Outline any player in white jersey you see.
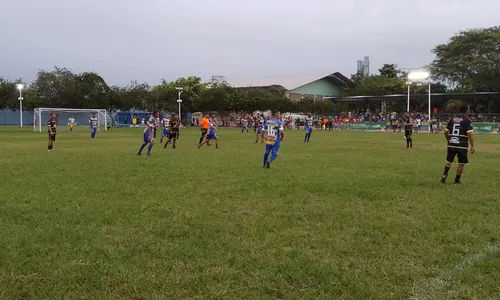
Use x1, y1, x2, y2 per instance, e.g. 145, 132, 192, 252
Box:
160, 115, 170, 144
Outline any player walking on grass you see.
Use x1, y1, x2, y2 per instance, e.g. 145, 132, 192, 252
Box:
404, 113, 414, 149
441, 104, 475, 185
304, 119, 312, 142
164, 115, 179, 149
254, 119, 264, 143
137, 111, 157, 156
160, 114, 170, 144
89, 113, 98, 140
68, 116, 76, 132
198, 117, 219, 149
241, 116, 249, 134
261, 111, 284, 169
48, 113, 57, 151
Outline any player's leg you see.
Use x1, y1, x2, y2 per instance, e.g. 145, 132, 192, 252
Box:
441, 149, 456, 183
408, 131, 412, 147
138, 141, 148, 155
307, 131, 311, 142
269, 143, 280, 164
48, 135, 53, 151
263, 144, 272, 168
147, 138, 154, 155
215, 136, 219, 148
198, 136, 208, 148
454, 150, 469, 184
304, 132, 308, 143
199, 129, 205, 145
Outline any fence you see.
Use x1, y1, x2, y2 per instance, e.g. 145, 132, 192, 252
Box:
0, 110, 33, 126
339, 121, 499, 133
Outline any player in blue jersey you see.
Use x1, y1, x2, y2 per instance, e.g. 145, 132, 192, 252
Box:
160, 114, 170, 144
137, 111, 157, 156
198, 116, 219, 149
304, 118, 312, 142
261, 111, 284, 168
254, 119, 264, 143
89, 113, 98, 140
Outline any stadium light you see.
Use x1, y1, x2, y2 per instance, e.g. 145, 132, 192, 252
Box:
16, 83, 25, 127
405, 81, 412, 112
175, 87, 183, 123
407, 69, 431, 131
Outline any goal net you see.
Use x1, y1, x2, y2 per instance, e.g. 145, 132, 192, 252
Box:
33, 108, 110, 132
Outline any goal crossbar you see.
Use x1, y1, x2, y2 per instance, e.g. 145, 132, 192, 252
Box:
33, 107, 108, 132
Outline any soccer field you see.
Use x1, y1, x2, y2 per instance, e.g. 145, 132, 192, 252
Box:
1, 127, 500, 299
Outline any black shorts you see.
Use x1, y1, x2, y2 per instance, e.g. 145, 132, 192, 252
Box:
168, 132, 178, 139
446, 148, 469, 164
201, 128, 208, 136
404, 129, 412, 138
48, 134, 56, 141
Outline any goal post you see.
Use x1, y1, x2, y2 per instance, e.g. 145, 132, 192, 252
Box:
33, 108, 109, 132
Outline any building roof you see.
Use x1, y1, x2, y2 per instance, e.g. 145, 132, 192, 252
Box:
229, 72, 354, 91
325, 92, 500, 103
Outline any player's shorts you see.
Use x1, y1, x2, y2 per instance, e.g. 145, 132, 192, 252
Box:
242, 126, 248, 130
306, 129, 312, 135
143, 133, 151, 143
69, 124, 75, 128
446, 147, 469, 164
257, 128, 262, 134
162, 129, 169, 137
201, 128, 208, 136
404, 129, 412, 138
91, 128, 97, 133
265, 142, 280, 155
168, 131, 178, 139
48, 133, 56, 141
432, 125, 438, 130
206, 133, 217, 140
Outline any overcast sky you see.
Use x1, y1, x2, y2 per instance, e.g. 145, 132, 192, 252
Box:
1, 0, 498, 86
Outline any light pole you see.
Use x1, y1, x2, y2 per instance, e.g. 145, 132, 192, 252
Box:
408, 69, 431, 132
175, 87, 183, 124
16, 83, 25, 127
405, 81, 411, 112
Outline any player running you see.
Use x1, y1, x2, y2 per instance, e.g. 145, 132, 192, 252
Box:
304, 118, 312, 142
241, 116, 249, 134
404, 113, 414, 149
68, 116, 76, 132
261, 111, 284, 169
89, 113, 98, 140
441, 104, 475, 185
137, 111, 157, 156
160, 114, 170, 144
254, 119, 264, 143
164, 115, 179, 149
48, 113, 57, 151
198, 117, 219, 149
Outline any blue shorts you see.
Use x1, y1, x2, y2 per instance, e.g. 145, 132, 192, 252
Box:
306, 129, 312, 134
91, 128, 97, 134
242, 126, 248, 130
265, 142, 280, 155
206, 133, 217, 140
143, 133, 152, 143
257, 128, 262, 134
162, 129, 169, 137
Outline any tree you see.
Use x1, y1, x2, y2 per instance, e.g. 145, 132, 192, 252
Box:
378, 64, 400, 79
431, 26, 500, 92
0, 78, 17, 110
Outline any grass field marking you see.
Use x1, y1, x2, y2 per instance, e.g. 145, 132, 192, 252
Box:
409, 238, 500, 300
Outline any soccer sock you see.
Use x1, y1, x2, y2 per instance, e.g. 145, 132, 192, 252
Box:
263, 152, 269, 166
455, 175, 461, 183
172, 139, 176, 147
443, 166, 450, 176
270, 152, 278, 163
307, 134, 310, 142
304, 134, 307, 142
199, 136, 204, 144
147, 143, 153, 154
406, 139, 410, 147
138, 143, 146, 154
164, 140, 169, 148
409, 138, 412, 147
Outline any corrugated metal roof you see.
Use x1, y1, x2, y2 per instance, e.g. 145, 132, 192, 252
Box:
229, 73, 333, 91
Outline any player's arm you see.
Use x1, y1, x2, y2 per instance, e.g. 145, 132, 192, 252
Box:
260, 126, 266, 142
444, 120, 452, 141
279, 125, 285, 141
48, 122, 53, 135
467, 122, 475, 153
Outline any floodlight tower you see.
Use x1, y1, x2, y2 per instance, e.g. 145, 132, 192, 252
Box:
407, 69, 431, 131
16, 83, 25, 127
175, 87, 183, 123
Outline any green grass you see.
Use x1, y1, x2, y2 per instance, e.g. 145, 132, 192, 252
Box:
1, 127, 500, 300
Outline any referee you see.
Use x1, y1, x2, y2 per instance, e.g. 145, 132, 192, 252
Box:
199, 114, 210, 146
47, 112, 57, 151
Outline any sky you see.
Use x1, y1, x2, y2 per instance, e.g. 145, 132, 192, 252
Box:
1, 0, 499, 86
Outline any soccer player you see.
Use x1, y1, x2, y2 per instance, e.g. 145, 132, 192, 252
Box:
241, 116, 249, 134
431, 116, 439, 133
89, 113, 98, 140
198, 117, 219, 149
160, 114, 170, 144
404, 113, 414, 149
199, 114, 210, 146
441, 104, 475, 185
304, 118, 312, 142
137, 112, 157, 156
254, 119, 264, 143
48, 112, 57, 151
153, 115, 160, 138
164, 115, 179, 149
261, 111, 284, 168
68, 116, 76, 132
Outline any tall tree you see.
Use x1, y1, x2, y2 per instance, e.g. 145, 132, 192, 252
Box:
378, 64, 400, 79
431, 26, 500, 92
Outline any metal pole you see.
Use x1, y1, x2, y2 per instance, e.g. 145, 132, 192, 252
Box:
428, 82, 431, 132
19, 90, 23, 127
407, 83, 410, 112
